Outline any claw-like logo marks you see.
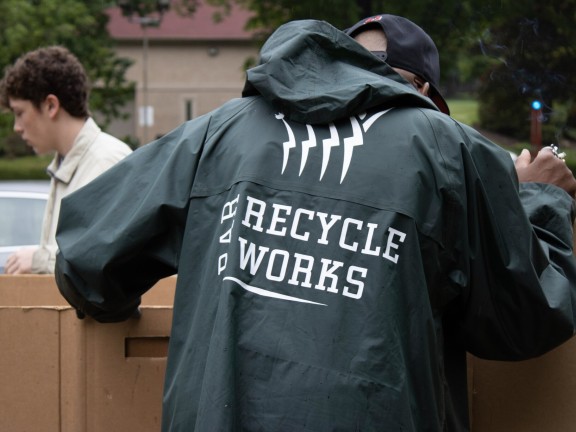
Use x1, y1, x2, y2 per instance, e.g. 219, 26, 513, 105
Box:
276, 110, 391, 183
215, 109, 407, 307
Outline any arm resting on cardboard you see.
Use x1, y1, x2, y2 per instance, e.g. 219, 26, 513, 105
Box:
55, 253, 141, 322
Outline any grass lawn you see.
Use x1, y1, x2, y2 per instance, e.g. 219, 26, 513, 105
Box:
447, 99, 479, 126
447, 98, 576, 172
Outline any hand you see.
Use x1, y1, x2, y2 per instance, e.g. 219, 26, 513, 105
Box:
4, 247, 37, 274
515, 148, 576, 197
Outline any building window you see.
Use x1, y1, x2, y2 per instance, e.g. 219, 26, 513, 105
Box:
185, 99, 194, 121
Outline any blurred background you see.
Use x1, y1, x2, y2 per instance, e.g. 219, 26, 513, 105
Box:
0, 0, 574, 178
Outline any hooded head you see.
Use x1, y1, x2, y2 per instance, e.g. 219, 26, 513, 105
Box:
345, 14, 450, 115
243, 20, 439, 124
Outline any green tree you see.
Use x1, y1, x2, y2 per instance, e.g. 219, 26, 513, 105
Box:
201, 0, 372, 33
0, 0, 134, 156
474, 0, 576, 142
197, 0, 575, 142
196, 0, 483, 94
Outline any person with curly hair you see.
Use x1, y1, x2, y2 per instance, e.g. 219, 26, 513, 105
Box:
0, 46, 132, 274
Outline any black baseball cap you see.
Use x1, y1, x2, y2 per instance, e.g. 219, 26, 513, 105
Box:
345, 14, 450, 115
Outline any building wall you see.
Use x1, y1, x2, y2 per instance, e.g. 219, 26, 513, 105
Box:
106, 40, 259, 145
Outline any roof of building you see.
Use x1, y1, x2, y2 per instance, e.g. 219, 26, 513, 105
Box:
107, 1, 255, 41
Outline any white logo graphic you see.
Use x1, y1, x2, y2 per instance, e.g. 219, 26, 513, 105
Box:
217, 193, 407, 307
301, 124, 316, 176
224, 276, 327, 306
277, 110, 391, 183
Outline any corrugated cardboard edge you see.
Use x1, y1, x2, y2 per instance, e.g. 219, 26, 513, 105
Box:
0, 275, 176, 306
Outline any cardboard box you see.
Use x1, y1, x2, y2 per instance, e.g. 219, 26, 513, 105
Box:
6, 275, 576, 431
0, 274, 176, 307
0, 275, 175, 432
469, 338, 576, 432
0, 307, 63, 432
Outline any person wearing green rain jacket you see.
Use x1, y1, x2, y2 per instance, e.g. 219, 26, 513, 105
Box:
55, 14, 576, 432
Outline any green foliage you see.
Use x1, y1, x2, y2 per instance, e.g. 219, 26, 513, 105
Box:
0, 155, 51, 180
199, 0, 487, 88
1, 133, 33, 159
470, 0, 576, 141
117, 0, 205, 18
477, 66, 532, 138
449, 97, 576, 176
198, 0, 576, 144
0, 0, 134, 155
1, 0, 574, 166
204, 0, 374, 35
117, 0, 170, 17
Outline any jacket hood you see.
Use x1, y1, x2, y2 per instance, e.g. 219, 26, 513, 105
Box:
242, 19, 438, 124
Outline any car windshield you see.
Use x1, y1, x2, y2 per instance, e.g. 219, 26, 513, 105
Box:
0, 196, 46, 247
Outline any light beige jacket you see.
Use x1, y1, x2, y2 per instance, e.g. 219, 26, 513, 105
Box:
31, 118, 132, 273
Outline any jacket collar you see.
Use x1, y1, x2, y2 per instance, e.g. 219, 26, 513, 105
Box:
46, 117, 100, 184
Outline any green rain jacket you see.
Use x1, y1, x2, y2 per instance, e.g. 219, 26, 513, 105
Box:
55, 20, 576, 432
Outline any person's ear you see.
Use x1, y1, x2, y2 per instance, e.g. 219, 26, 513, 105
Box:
43, 94, 60, 118
419, 82, 430, 97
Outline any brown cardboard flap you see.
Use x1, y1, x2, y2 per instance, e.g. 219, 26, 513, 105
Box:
470, 336, 576, 432
0, 308, 61, 432
84, 307, 171, 431
0, 276, 174, 432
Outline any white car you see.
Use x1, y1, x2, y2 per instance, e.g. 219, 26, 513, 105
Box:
0, 180, 49, 273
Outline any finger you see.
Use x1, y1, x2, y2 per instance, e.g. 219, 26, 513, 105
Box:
515, 149, 532, 168
5, 261, 16, 275
537, 146, 557, 160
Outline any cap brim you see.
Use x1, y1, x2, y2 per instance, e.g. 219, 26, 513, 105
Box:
430, 88, 450, 115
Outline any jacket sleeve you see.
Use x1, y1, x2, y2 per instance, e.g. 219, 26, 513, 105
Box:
55, 117, 210, 322
450, 123, 576, 360
31, 244, 58, 274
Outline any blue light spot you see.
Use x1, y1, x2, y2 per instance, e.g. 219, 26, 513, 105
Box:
531, 100, 542, 110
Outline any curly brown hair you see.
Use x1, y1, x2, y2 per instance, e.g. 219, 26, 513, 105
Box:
0, 46, 90, 118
